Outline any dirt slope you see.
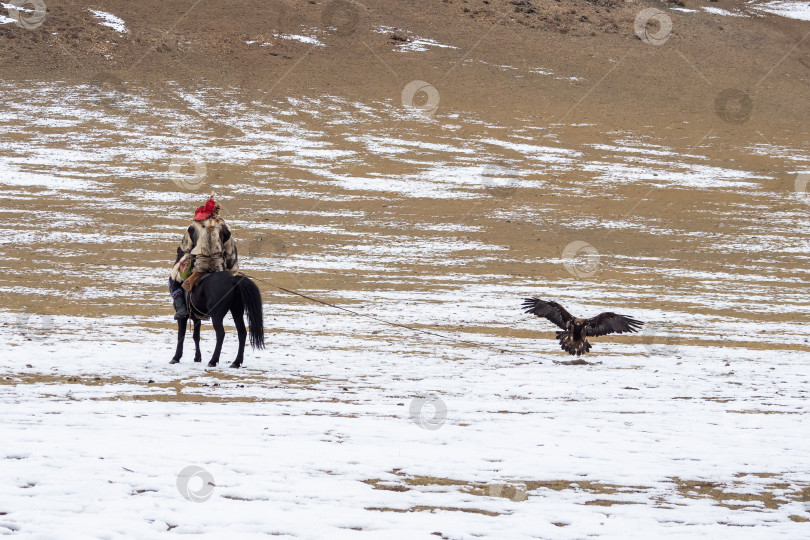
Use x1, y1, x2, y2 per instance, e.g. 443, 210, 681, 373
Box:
1, 0, 809, 131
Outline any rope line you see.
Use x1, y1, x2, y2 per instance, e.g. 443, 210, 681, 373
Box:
238, 272, 515, 352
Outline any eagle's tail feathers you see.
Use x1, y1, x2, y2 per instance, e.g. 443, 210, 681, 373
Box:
556, 331, 592, 356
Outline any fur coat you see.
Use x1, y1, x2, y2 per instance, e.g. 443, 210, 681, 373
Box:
171, 217, 238, 281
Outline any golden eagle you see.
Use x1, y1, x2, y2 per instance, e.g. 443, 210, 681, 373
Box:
522, 298, 643, 356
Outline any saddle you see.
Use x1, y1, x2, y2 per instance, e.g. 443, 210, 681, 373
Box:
181, 271, 203, 292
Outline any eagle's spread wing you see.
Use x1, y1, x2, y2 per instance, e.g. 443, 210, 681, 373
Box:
584, 313, 643, 337
522, 298, 574, 330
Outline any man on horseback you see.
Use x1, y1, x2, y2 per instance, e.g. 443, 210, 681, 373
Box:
169, 194, 239, 319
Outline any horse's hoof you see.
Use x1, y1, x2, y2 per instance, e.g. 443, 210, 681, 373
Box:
229, 362, 241, 369
207, 361, 218, 367
194, 357, 202, 363
169, 359, 180, 364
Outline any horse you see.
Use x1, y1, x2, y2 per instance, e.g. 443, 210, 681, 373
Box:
170, 271, 265, 368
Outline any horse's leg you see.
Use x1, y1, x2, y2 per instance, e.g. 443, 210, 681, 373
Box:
207, 315, 226, 367
170, 317, 187, 364
229, 307, 246, 369
193, 318, 202, 363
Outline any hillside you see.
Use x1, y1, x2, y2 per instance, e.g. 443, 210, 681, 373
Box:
1, 0, 809, 130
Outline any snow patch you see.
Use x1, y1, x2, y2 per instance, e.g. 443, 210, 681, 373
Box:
273, 33, 325, 46
88, 9, 127, 33
752, 0, 810, 21
702, 6, 747, 17
374, 25, 458, 52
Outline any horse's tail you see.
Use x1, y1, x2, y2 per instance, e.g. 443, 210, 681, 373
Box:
237, 277, 265, 350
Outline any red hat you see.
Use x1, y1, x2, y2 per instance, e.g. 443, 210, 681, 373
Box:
194, 198, 216, 221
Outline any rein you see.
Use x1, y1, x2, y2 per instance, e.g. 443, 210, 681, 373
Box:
187, 274, 212, 320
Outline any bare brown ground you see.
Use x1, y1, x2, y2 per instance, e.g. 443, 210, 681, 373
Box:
362, 470, 810, 514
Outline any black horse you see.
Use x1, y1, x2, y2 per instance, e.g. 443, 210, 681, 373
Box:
170, 271, 265, 368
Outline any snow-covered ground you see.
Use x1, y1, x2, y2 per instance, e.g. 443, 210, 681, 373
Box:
2, 304, 809, 538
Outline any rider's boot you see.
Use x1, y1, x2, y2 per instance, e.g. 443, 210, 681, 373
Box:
173, 293, 188, 320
